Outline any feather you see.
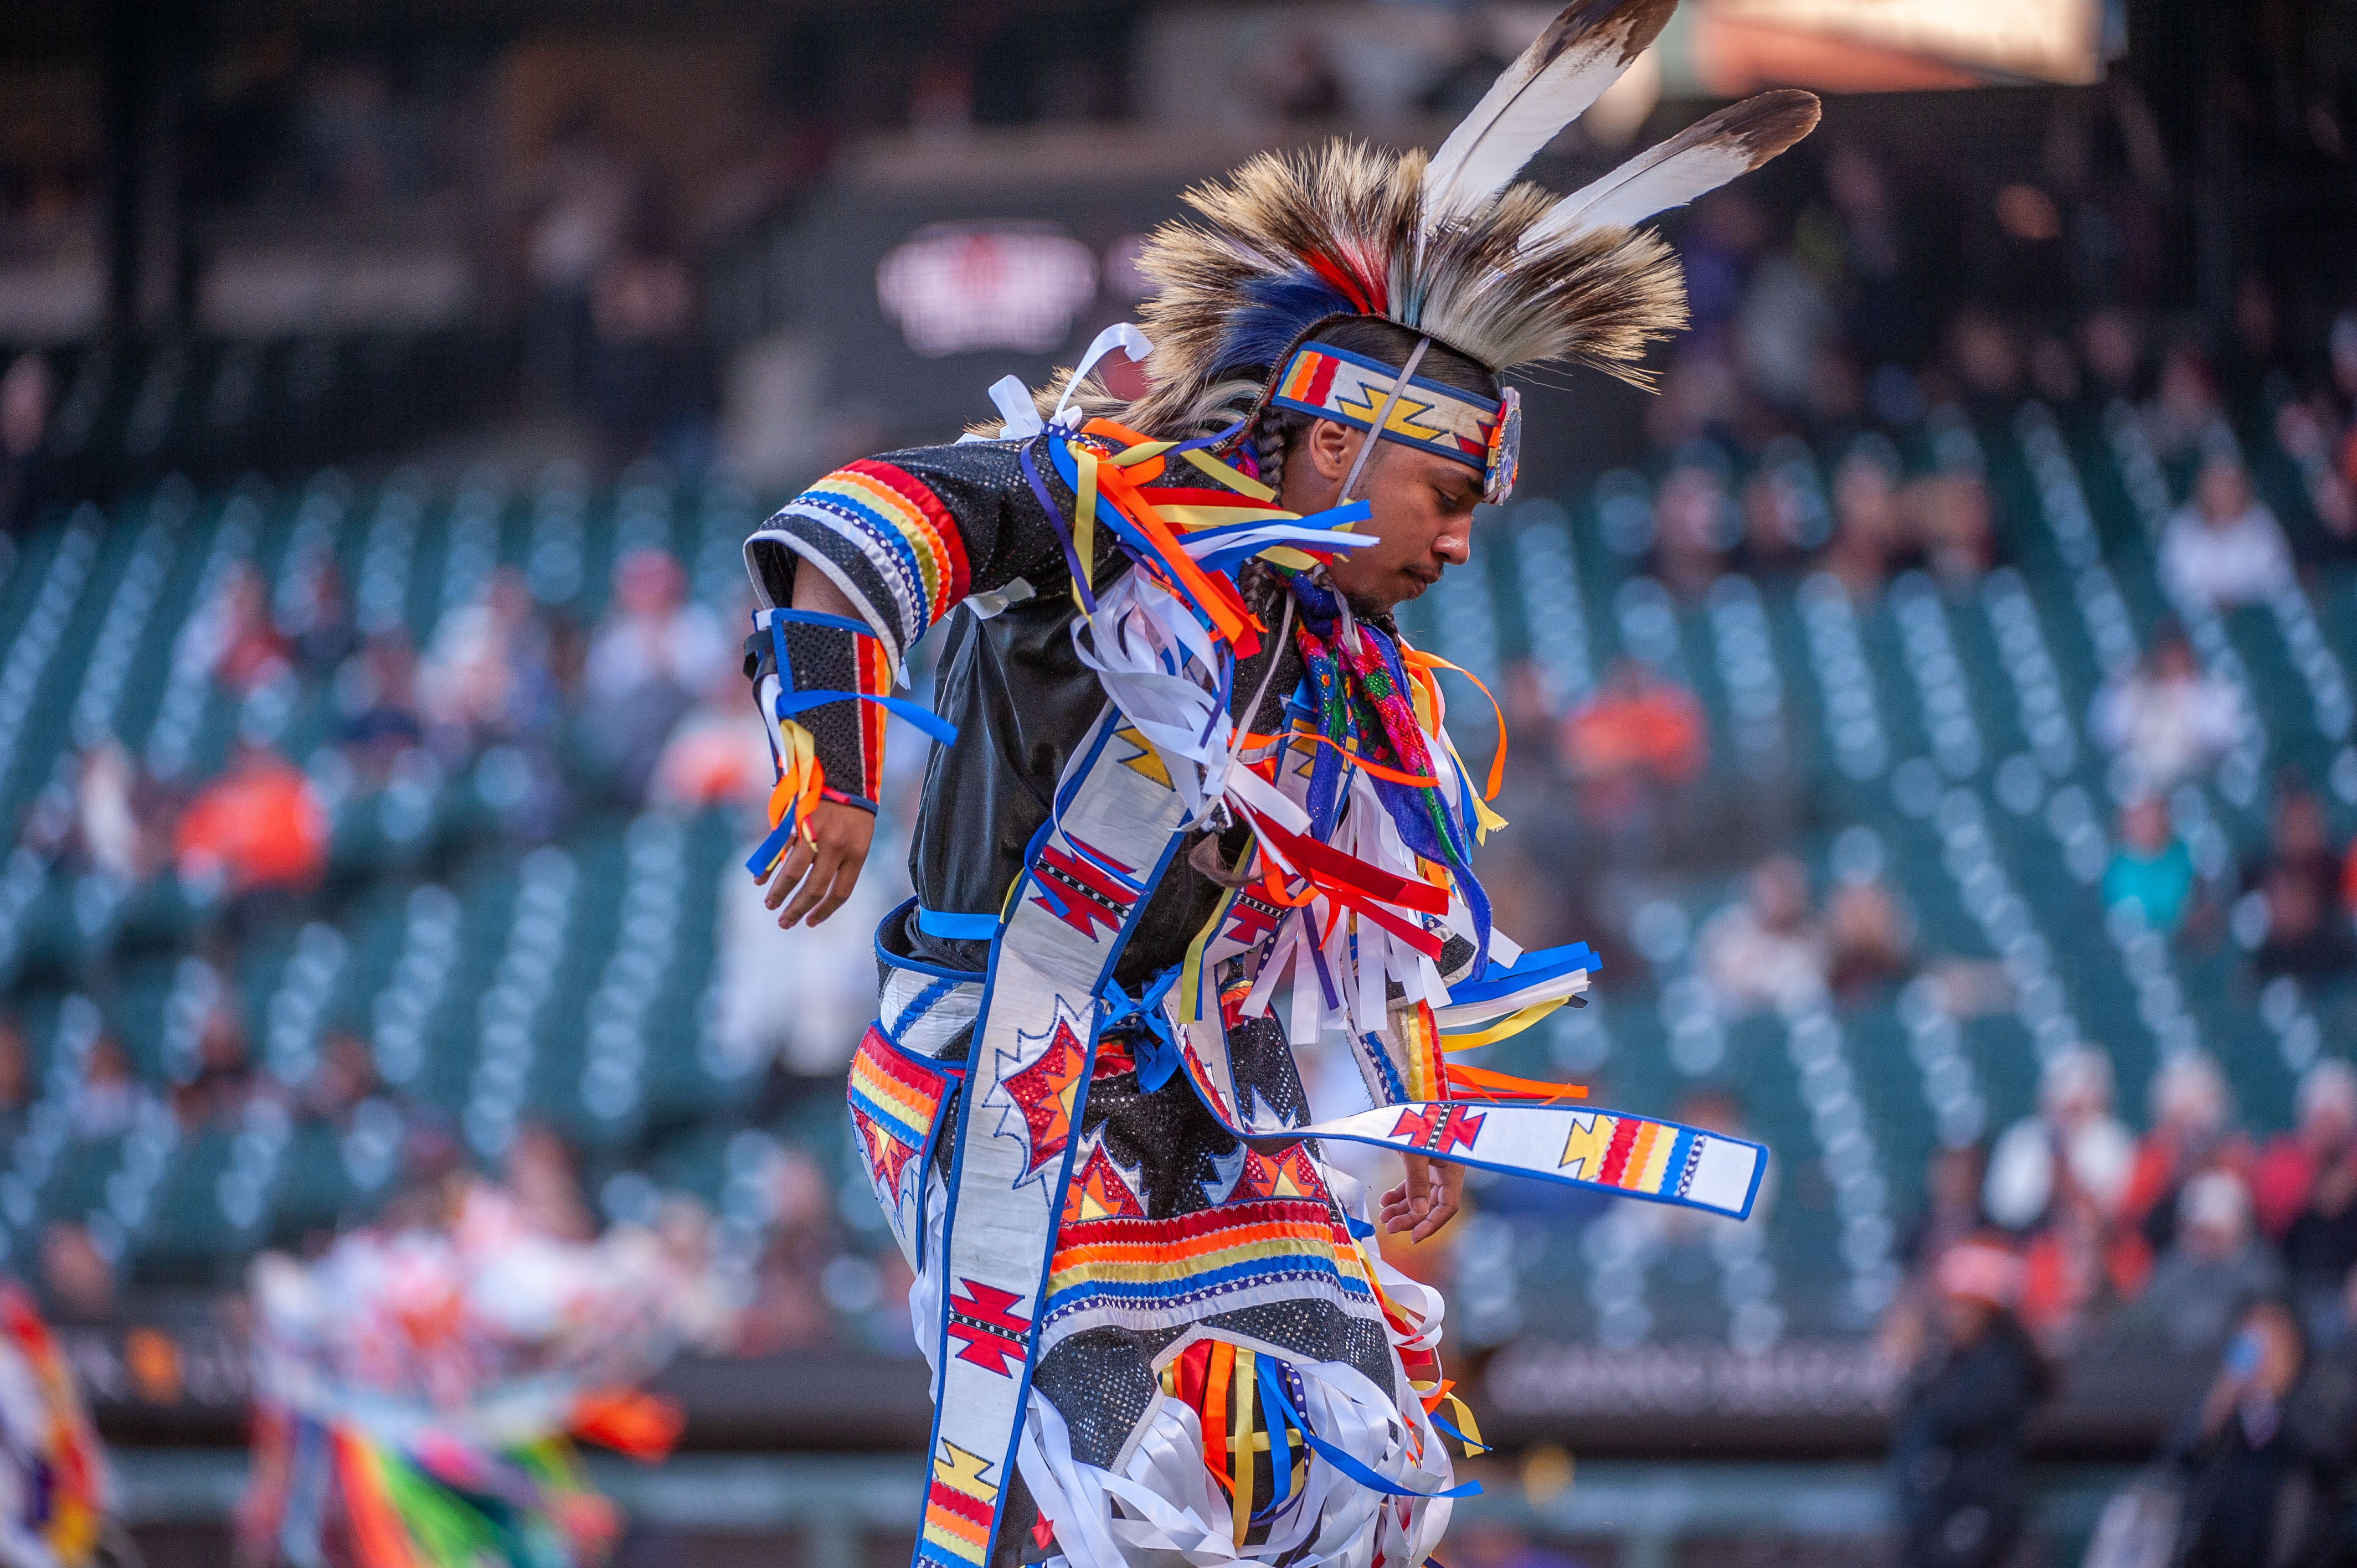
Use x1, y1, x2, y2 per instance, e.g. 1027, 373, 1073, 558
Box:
1520, 89, 1821, 251
1421, 0, 1676, 228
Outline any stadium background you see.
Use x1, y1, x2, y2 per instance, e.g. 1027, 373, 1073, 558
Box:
1, 0, 2355, 1562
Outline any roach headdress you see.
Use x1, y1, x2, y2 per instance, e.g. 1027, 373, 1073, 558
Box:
1111, 0, 1819, 491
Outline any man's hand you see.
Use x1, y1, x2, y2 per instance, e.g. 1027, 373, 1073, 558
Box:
1380, 1153, 1464, 1244
764, 801, 874, 928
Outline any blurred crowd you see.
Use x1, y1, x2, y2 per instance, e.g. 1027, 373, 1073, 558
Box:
1879, 1049, 2357, 1568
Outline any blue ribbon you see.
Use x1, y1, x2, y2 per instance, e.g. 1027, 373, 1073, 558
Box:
1100, 966, 1181, 1092
916, 907, 1000, 942
1258, 1373, 1479, 1501
1257, 1356, 1295, 1508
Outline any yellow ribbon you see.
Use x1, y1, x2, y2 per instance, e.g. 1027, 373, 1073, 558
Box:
1072, 444, 1102, 611
1440, 996, 1572, 1051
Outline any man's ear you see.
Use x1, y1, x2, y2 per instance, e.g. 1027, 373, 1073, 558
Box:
1306, 419, 1359, 482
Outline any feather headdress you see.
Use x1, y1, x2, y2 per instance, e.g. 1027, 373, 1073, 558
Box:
1102, 0, 1818, 440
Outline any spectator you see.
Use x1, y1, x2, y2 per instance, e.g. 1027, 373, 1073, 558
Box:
2087, 627, 2244, 794
173, 740, 330, 901
2121, 1051, 2246, 1254
70, 1036, 145, 1142
1983, 1047, 2134, 1232
1901, 1144, 1989, 1277
0, 1017, 26, 1148
2166, 1298, 2350, 1568
2255, 1060, 2357, 1241
1825, 445, 1903, 599
505, 1122, 594, 1244
1696, 855, 1828, 1017
2158, 455, 2296, 611
1825, 878, 1912, 1005
177, 1007, 258, 1129
584, 549, 728, 804
0, 351, 54, 534
1556, 658, 1705, 868
1902, 473, 1996, 590
586, 191, 706, 466
1648, 461, 1737, 602
207, 563, 295, 694
2250, 785, 2344, 912
68, 741, 171, 885
2139, 1170, 2283, 1358
2101, 796, 2197, 936
418, 569, 562, 759
2255, 862, 2357, 981
1888, 1238, 2050, 1568
37, 1222, 115, 1324
2019, 1178, 2145, 1354
299, 1031, 379, 1126
2142, 344, 2225, 465
2282, 1110, 2357, 1347
333, 633, 425, 785
735, 1146, 846, 1355
276, 545, 356, 672
650, 647, 771, 811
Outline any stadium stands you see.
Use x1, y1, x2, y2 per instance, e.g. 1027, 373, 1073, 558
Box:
0, 375, 2350, 1379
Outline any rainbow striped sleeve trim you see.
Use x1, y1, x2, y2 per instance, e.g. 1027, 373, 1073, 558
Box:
753, 459, 972, 667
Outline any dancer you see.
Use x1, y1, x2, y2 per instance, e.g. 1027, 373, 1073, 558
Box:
745, 4, 1816, 1564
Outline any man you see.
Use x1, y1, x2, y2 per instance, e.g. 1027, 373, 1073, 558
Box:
746, 6, 1814, 1565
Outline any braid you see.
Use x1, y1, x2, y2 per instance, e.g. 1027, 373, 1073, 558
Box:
1255, 403, 1310, 502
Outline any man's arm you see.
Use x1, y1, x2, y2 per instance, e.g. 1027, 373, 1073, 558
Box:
764, 566, 877, 929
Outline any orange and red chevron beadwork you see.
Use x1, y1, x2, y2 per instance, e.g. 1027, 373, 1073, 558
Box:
779, 460, 972, 658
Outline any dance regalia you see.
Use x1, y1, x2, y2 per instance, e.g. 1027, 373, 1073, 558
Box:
744, 6, 1816, 1564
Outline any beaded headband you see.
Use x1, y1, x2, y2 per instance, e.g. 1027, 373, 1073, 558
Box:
1272, 339, 1521, 506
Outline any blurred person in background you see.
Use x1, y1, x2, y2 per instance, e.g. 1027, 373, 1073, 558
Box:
69, 1035, 143, 1143
275, 543, 356, 674
1556, 657, 1706, 870
297, 1031, 380, 1128
1984, 1046, 2133, 1234
418, 567, 562, 761
0, 1016, 28, 1149
2142, 345, 2226, 467
1696, 855, 1828, 1017
585, 548, 727, 804
2248, 783, 2344, 912
517, 104, 635, 408
2166, 1298, 2351, 1568
2255, 859, 2357, 981
734, 1145, 844, 1356
650, 618, 771, 811
2137, 1170, 2283, 1358
177, 1005, 258, 1129
37, 1222, 114, 1324
173, 739, 329, 909
1901, 1144, 1989, 1280
2160, 453, 2296, 612
2256, 1060, 2357, 1240
0, 351, 53, 535
206, 563, 295, 695
2102, 796, 2199, 937
1825, 877, 1913, 1005
1648, 461, 1738, 602
332, 632, 425, 786
1903, 472, 1996, 591
1824, 443, 1904, 599
2121, 1051, 2247, 1255
2088, 625, 2245, 795
1888, 1237, 2051, 1568
505, 1122, 594, 1244
587, 189, 709, 467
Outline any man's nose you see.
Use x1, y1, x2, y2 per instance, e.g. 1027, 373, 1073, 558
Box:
1434, 531, 1471, 566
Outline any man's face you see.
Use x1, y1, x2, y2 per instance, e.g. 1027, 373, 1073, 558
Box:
1286, 421, 1478, 614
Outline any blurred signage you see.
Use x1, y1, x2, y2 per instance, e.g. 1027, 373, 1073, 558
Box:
1700, 0, 2106, 89
876, 223, 1098, 359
